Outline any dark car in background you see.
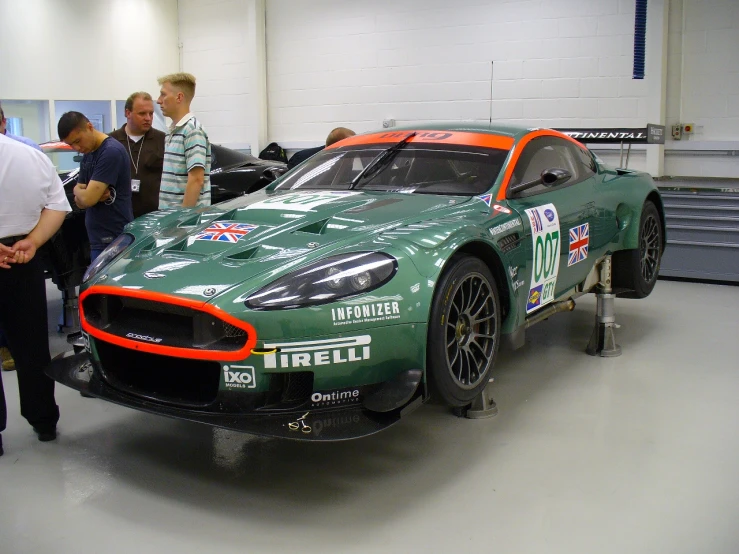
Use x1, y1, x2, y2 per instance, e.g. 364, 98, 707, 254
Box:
40, 141, 287, 329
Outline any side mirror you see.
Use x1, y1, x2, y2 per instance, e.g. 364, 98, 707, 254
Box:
508, 168, 572, 196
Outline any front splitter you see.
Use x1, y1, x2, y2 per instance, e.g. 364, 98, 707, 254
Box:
46, 351, 423, 441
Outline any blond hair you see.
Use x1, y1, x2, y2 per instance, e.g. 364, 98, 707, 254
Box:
158, 72, 197, 101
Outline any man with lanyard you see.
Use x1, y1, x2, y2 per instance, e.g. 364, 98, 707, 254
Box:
58, 112, 133, 261
108, 92, 165, 218
156, 72, 212, 208
0, 133, 71, 455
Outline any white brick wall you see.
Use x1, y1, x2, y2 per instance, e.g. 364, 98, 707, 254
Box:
178, 0, 265, 151
266, 0, 654, 142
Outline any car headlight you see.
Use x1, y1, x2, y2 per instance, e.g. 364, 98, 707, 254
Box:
245, 252, 397, 310
82, 233, 134, 283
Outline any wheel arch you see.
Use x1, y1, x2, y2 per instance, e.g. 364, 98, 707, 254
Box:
619, 190, 666, 251
446, 240, 511, 322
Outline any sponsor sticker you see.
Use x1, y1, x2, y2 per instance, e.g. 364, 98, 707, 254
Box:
262, 335, 371, 369
222, 365, 256, 389
568, 223, 589, 266
525, 204, 560, 313
493, 204, 512, 214
331, 301, 400, 326
478, 194, 493, 207
310, 387, 361, 407
489, 218, 522, 236
194, 222, 258, 243
247, 191, 360, 212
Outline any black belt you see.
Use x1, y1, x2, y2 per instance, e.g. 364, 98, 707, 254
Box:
0, 234, 27, 247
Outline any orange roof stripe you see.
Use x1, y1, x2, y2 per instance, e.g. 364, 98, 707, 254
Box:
328, 130, 515, 151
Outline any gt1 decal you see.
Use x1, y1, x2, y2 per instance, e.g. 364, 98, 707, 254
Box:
223, 365, 256, 389
262, 336, 371, 369
194, 222, 258, 243
489, 218, 521, 236
331, 301, 400, 326
247, 191, 360, 212
310, 388, 361, 407
525, 204, 560, 313
568, 223, 589, 266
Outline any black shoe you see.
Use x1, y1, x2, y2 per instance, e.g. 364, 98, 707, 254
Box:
33, 428, 57, 442
80, 391, 94, 398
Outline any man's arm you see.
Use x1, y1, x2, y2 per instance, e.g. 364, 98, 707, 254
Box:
73, 180, 109, 208
5, 208, 67, 265
182, 166, 205, 208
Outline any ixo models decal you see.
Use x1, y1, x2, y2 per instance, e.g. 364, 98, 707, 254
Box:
194, 222, 258, 243
222, 365, 256, 389
262, 335, 371, 369
331, 301, 400, 326
525, 204, 560, 313
247, 191, 360, 212
311, 387, 361, 407
568, 223, 589, 266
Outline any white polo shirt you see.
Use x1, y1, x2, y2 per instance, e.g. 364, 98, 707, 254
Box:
0, 133, 71, 239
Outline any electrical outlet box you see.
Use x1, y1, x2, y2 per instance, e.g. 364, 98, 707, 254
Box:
671, 124, 682, 140
682, 123, 695, 134
382, 119, 395, 128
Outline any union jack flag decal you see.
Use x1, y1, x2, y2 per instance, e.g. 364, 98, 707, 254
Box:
568, 223, 589, 266
194, 222, 258, 243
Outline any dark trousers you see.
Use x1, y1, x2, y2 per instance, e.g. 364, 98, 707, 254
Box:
0, 256, 59, 434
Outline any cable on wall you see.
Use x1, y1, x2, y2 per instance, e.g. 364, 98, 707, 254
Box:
633, 0, 647, 79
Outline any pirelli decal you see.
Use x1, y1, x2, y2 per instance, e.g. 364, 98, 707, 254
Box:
262, 336, 371, 369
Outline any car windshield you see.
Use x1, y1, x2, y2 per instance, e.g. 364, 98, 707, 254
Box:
275, 143, 509, 196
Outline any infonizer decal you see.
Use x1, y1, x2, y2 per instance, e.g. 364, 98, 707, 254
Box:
194, 222, 258, 243
331, 301, 401, 326
525, 204, 560, 313
262, 335, 371, 369
247, 191, 361, 212
567, 223, 589, 266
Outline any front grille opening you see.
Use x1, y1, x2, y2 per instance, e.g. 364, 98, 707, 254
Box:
82, 294, 248, 351
96, 340, 221, 407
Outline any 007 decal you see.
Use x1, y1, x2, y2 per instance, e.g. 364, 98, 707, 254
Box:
525, 204, 561, 313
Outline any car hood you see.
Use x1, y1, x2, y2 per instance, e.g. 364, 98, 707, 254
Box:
95, 189, 482, 302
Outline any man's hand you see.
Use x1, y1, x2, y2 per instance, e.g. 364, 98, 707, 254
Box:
73, 182, 88, 209
0, 243, 14, 269
0, 239, 37, 267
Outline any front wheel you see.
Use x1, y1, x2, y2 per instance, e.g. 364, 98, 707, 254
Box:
427, 256, 501, 407
613, 200, 663, 298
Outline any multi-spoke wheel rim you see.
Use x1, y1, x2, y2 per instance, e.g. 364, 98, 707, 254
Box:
444, 273, 497, 390
640, 214, 661, 283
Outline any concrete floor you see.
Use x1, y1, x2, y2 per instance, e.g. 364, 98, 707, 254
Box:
1, 279, 738, 554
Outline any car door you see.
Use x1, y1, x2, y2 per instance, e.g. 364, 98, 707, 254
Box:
506, 136, 597, 314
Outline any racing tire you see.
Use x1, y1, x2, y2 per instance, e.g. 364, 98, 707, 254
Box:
427, 255, 501, 407
613, 201, 663, 299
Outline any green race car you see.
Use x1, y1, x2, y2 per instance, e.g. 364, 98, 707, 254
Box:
48, 124, 665, 440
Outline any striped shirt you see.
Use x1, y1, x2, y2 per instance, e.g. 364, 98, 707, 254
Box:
159, 113, 211, 209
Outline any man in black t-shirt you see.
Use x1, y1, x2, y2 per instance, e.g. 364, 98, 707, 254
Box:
58, 112, 133, 260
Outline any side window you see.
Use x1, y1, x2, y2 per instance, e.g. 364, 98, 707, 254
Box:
571, 144, 597, 176
508, 137, 590, 197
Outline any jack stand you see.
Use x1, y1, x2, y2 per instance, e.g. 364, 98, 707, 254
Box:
453, 379, 499, 419
586, 256, 622, 357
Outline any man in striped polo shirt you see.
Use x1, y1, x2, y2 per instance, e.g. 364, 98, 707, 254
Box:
156, 72, 211, 208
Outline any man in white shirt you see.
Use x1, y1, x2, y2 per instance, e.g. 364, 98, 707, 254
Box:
0, 133, 72, 455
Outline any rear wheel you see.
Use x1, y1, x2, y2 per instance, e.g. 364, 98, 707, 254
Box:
427, 256, 501, 407
613, 201, 663, 298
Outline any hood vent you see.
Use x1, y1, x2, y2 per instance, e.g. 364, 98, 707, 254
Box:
225, 247, 259, 261
178, 214, 203, 228
293, 218, 330, 235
